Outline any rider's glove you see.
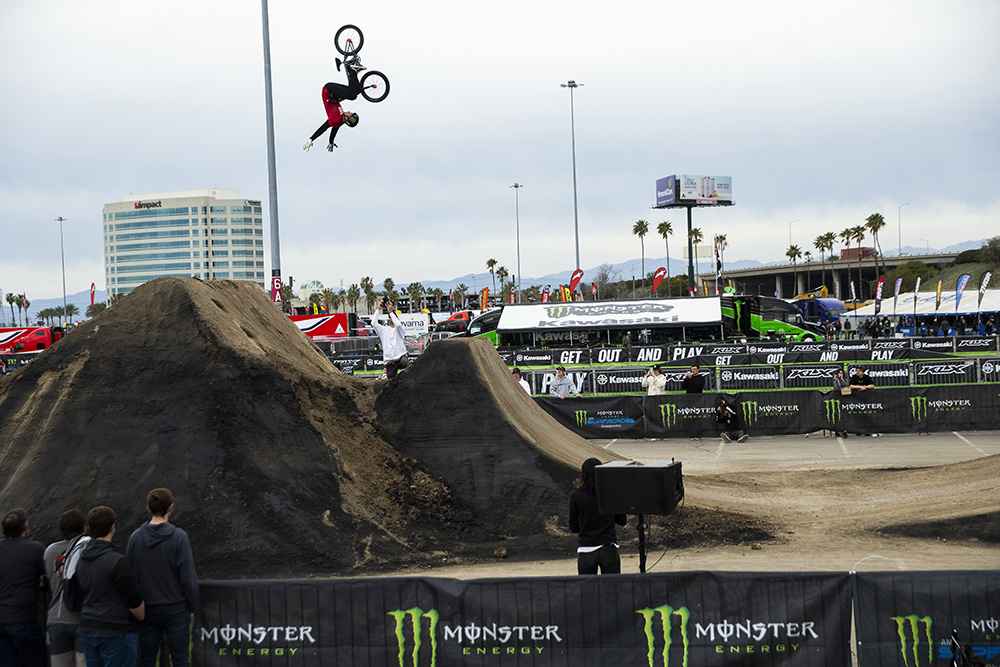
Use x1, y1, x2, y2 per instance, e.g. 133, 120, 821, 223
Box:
302, 140, 313, 151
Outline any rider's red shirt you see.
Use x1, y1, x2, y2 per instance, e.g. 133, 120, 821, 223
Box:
323, 87, 346, 128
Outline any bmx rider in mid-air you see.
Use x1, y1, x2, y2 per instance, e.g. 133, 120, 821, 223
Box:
303, 56, 365, 153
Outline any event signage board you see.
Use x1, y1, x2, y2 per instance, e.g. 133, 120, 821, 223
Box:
783, 364, 844, 389
909, 337, 955, 353
854, 571, 999, 667
496, 298, 723, 332
870, 338, 910, 350
511, 350, 554, 367
592, 369, 645, 395
193, 572, 852, 666
717, 366, 781, 391
846, 362, 911, 387
982, 359, 1000, 382
955, 335, 999, 353
912, 360, 976, 385
827, 340, 871, 352
538, 396, 644, 438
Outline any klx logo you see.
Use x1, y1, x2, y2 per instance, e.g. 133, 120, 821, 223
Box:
890, 615, 932, 667
636, 605, 690, 667
388, 608, 440, 667
909, 396, 928, 421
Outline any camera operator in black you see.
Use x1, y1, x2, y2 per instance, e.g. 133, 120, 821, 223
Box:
716, 396, 748, 443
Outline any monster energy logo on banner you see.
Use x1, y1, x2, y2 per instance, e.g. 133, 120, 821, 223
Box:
909, 396, 928, 421
891, 615, 932, 667
823, 399, 841, 424
636, 605, 691, 667
659, 404, 677, 428
741, 401, 758, 426
388, 608, 440, 667
545, 303, 675, 319
575, 410, 587, 428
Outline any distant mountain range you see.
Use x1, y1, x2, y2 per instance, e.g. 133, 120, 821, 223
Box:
7, 238, 987, 325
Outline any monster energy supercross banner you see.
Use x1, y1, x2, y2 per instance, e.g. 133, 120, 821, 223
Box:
538, 396, 645, 438
546, 385, 1000, 438
853, 570, 1000, 667
194, 571, 852, 666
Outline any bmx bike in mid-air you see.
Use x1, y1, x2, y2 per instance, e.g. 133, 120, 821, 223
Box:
334, 24, 390, 103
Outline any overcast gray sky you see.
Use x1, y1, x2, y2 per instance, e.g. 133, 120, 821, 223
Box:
2, 0, 998, 300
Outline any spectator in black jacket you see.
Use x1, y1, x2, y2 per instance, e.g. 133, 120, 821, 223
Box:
127, 488, 198, 667
71, 506, 145, 667
682, 365, 705, 393
569, 458, 627, 575
0, 508, 47, 667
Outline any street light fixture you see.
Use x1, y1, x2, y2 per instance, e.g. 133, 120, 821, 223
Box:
510, 183, 524, 303
788, 219, 799, 248
560, 80, 583, 271
55, 216, 68, 326
919, 238, 929, 254
897, 203, 909, 256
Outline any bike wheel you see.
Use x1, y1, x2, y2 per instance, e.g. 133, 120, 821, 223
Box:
334, 24, 364, 56
360, 71, 390, 103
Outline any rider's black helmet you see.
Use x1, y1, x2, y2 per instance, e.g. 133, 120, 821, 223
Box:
344, 112, 359, 127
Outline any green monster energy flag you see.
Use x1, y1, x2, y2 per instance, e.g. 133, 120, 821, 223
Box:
194, 572, 853, 666
854, 571, 1000, 666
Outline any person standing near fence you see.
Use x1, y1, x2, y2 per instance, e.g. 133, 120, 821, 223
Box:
641, 365, 666, 396
569, 458, 627, 575
549, 366, 580, 399
682, 365, 705, 393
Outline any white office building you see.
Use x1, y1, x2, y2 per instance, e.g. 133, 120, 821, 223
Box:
103, 189, 265, 297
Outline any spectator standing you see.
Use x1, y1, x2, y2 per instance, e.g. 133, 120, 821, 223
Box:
549, 366, 580, 399
371, 299, 409, 378
127, 489, 198, 667
621, 331, 632, 364
849, 367, 881, 437
69, 506, 145, 667
511, 368, 531, 395
569, 458, 627, 574
681, 365, 705, 393
640, 365, 667, 396
0, 508, 47, 667
831, 369, 851, 438
44, 509, 91, 667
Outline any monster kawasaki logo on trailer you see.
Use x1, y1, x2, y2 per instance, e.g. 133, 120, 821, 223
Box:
823, 399, 842, 424
659, 404, 678, 429
909, 396, 928, 421
891, 615, 933, 667
636, 605, 691, 667
388, 608, 440, 667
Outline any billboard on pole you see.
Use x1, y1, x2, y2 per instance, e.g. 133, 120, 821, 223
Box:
655, 175, 676, 207
679, 174, 732, 203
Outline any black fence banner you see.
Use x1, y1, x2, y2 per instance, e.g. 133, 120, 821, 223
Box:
827, 340, 871, 353
328, 357, 363, 374
592, 369, 645, 395
845, 362, 911, 387
870, 338, 911, 351
955, 335, 999, 354
912, 360, 977, 385
783, 364, 844, 389
920, 385, 1000, 431
788, 341, 826, 354
590, 346, 631, 365
364, 356, 384, 373
747, 342, 792, 353
982, 359, 1000, 382
910, 337, 955, 353
511, 349, 554, 367
537, 396, 644, 438
717, 366, 781, 391
737, 391, 821, 436
703, 343, 750, 355
853, 570, 1000, 667
550, 347, 591, 366
632, 345, 671, 364
644, 394, 722, 439
195, 572, 853, 666
818, 388, 915, 435
536, 369, 591, 397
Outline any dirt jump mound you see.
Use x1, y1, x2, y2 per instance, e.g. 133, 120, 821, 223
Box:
0, 278, 608, 577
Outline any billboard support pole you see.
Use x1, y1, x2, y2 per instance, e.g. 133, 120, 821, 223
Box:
686, 205, 695, 290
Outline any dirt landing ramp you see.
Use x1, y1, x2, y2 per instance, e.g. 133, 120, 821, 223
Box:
375, 337, 618, 556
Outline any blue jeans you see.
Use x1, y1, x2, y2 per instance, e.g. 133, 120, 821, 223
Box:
0, 621, 46, 667
78, 631, 137, 667
137, 608, 191, 667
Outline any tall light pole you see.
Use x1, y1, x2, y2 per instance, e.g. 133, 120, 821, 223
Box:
788, 219, 799, 247
897, 202, 909, 256
560, 80, 583, 271
55, 216, 68, 326
260, 0, 282, 309
510, 183, 524, 303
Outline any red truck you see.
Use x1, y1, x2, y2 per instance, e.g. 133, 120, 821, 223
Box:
0, 327, 66, 354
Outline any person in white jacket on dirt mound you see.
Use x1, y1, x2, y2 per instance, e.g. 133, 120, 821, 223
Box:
372, 299, 409, 378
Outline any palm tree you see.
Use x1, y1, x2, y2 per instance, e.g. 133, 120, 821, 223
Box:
495, 267, 509, 303
346, 284, 361, 313
632, 220, 649, 289
851, 224, 867, 299
657, 221, 673, 296
803, 251, 812, 289
814, 233, 837, 292
5, 293, 17, 325
321, 288, 339, 313
360, 276, 375, 314
486, 258, 498, 294
337, 288, 347, 313
786, 244, 802, 295
452, 283, 468, 310
688, 227, 704, 292
714, 233, 728, 291
865, 212, 888, 277
65, 303, 80, 324
406, 282, 423, 312
838, 228, 854, 299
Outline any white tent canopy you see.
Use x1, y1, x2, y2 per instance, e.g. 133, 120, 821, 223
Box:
849, 288, 1000, 318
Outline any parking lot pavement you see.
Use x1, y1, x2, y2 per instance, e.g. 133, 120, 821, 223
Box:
591, 431, 1000, 474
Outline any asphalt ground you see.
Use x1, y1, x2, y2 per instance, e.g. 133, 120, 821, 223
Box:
590, 430, 1000, 474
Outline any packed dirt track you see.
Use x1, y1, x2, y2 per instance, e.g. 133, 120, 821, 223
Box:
1, 277, 996, 579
